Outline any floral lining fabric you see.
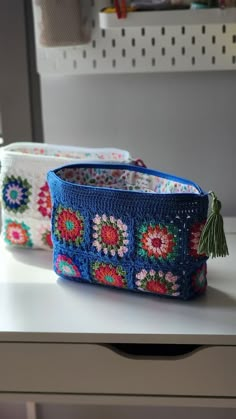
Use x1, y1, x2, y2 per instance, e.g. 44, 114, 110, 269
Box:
57, 167, 200, 194
5, 143, 130, 163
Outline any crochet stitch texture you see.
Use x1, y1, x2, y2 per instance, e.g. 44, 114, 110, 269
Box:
48, 163, 209, 300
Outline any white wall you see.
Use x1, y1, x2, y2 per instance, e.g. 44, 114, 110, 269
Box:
37, 405, 236, 419
41, 71, 236, 215
0, 403, 26, 419
0, 0, 32, 143
0, 111, 2, 137
0, 403, 236, 419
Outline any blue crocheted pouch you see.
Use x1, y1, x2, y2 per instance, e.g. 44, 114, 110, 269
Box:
48, 163, 211, 300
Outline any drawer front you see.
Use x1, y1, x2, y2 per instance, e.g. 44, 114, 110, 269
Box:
0, 343, 236, 397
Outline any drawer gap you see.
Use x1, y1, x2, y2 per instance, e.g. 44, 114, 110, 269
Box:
107, 344, 201, 357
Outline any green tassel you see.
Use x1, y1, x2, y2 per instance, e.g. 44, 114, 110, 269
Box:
198, 192, 229, 258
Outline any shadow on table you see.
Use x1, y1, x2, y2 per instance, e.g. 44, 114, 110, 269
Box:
56, 276, 236, 309
188, 285, 236, 309
9, 247, 53, 270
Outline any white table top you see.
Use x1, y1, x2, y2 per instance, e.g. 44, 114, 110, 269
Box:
0, 234, 236, 345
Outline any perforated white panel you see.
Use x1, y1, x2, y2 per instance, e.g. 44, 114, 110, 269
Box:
33, 0, 236, 74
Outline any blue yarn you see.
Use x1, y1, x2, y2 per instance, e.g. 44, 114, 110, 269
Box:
48, 163, 209, 301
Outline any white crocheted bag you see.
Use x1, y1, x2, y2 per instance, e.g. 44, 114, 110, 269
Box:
0, 142, 131, 250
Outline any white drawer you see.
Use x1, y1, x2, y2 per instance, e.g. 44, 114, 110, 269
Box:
0, 343, 236, 397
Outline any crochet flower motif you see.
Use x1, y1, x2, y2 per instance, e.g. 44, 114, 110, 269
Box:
135, 269, 180, 296
2, 175, 31, 213
138, 223, 178, 261
4, 219, 33, 247
192, 263, 207, 294
92, 262, 127, 288
189, 222, 206, 257
92, 214, 129, 257
56, 255, 81, 278
40, 227, 53, 249
37, 182, 52, 218
54, 205, 84, 246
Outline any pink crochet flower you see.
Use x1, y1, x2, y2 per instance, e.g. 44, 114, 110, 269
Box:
92, 214, 129, 257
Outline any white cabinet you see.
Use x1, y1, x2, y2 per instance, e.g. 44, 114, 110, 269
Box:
1, 343, 236, 398
0, 231, 236, 411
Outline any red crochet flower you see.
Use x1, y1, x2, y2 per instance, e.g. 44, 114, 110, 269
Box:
189, 222, 206, 257
92, 214, 129, 257
5, 220, 32, 247
146, 279, 168, 294
138, 223, 177, 261
101, 225, 119, 245
42, 229, 53, 248
37, 182, 52, 218
92, 262, 127, 288
135, 269, 180, 296
55, 205, 84, 245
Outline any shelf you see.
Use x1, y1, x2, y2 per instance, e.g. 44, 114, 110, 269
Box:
99, 8, 236, 29
33, 0, 236, 74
